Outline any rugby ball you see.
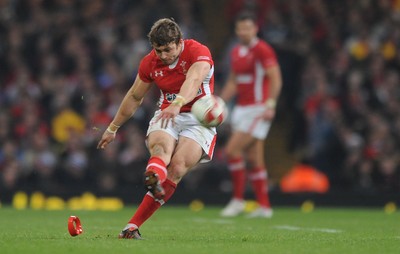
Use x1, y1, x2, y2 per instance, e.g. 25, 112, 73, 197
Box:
191, 95, 228, 127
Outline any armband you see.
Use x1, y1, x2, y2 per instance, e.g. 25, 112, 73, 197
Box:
106, 122, 120, 134
265, 98, 277, 109
171, 95, 186, 107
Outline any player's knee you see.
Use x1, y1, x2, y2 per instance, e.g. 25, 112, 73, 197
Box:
224, 145, 241, 159
149, 143, 171, 165
167, 157, 188, 183
246, 155, 256, 166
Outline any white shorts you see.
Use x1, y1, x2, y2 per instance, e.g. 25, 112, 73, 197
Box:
146, 110, 217, 163
231, 105, 271, 140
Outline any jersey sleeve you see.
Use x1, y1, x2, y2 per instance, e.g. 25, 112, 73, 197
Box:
189, 43, 214, 66
258, 42, 278, 69
138, 55, 153, 83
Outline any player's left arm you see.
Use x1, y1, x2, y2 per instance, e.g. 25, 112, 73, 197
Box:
265, 64, 282, 106
263, 64, 282, 120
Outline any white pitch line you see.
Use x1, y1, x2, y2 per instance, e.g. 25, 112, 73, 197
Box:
273, 225, 343, 233
191, 217, 234, 224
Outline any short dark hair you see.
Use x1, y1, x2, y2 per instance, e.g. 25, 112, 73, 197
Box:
147, 18, 183, 47
235, 11, 257, 24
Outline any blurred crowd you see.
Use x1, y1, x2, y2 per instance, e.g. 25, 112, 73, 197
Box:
0, 0, 204, 194
0, 0, 399, 197
264, 0, 400, 193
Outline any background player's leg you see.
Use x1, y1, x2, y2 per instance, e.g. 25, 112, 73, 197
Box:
247, 140, 273, 218
221, 131, 255, 217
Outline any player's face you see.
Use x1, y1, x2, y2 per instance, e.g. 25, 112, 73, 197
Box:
153, 40, 182, 65
235, 19, 258, 45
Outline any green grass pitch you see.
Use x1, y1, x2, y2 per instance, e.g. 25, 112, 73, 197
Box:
0, 206, 399, 254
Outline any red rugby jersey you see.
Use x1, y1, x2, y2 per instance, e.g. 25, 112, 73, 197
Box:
139, 39, 214, 112
230, 38, 278, 105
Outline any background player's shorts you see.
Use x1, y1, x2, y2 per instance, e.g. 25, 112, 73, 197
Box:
147, 110, 217, 163
231, 104, 271, 140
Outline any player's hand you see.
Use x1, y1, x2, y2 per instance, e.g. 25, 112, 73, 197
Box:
156, 104, 181, 128
97, 130, 116, 149
262, 108, 275, 121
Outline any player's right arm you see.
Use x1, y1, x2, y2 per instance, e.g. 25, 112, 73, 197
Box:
220, 71, 237, 102
97, 74, 151, 149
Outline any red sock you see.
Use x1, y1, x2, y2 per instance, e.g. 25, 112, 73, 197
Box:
128, 179, 176, 227
228, 157, 246, 200
146, 156, 167, 183
249, 167, 271, 208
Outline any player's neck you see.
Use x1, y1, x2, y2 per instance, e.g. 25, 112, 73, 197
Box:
241, 37, 258, 47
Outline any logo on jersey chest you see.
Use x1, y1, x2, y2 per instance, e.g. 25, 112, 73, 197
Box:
180, 61, 187, 75
154, 70, 164, 77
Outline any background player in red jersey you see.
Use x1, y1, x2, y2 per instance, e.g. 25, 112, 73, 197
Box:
220, 12, 282, 218
97, 18, 217, 239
